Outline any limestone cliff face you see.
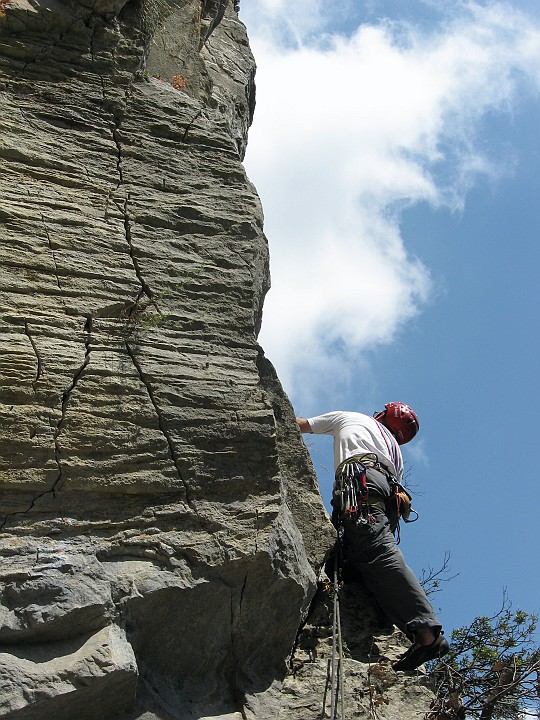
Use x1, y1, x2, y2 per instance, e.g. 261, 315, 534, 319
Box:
0, 2, 434, 718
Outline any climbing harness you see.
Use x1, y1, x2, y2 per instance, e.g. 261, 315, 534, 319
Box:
332, 453, 419, 542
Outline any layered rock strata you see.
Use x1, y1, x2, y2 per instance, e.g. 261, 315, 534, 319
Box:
0, 1, 434, 718
0, 1, 334, 717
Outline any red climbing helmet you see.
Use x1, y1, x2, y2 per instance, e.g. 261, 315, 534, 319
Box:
377, 402, 419, 445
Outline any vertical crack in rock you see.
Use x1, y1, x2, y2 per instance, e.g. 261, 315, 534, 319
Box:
41, 213, 61, 289
124, 340, 194, 509
112, 115, 159, 316
0, 318, 92, 530
182, 109, 203, 142
254, 508, 259, 553
88, 19, 107, 102
239, 572, 248, 610
24, 321, 42, 390
227, 571, 249, 712
201, 0, 228, 47
121, 194, 159, 313
229, 573, 248, 648
112, 123, 124, 189
46, 315, 93, 490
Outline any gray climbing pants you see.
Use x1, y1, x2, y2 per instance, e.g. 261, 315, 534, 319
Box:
343, 508, 441, 640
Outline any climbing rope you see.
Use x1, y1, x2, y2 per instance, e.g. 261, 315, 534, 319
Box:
327, 542, 345, 719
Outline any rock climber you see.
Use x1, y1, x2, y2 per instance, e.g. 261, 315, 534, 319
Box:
296, 403, 449, 671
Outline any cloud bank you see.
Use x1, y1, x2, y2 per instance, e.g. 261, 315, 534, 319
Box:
242, 1, 540, 403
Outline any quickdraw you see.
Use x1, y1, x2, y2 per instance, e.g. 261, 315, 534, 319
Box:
333, 457, 376, 526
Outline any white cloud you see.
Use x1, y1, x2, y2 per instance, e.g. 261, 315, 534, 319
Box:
241, 1, 540, 404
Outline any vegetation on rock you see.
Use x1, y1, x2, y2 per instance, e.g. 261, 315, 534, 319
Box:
428, 595, 540, 720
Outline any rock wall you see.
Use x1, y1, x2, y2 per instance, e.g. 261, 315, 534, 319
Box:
0, 1, 435, 718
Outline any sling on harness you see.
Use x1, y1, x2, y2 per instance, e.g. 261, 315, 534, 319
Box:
385, 481, 418, 542
332, 455, 374, 526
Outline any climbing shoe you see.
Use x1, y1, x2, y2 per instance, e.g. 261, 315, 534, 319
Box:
392, 633, 449, 672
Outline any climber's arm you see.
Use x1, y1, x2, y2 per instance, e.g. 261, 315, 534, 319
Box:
296, 418, 312, 433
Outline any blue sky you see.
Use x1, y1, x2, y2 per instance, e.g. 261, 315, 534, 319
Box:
241, 0, 540, 637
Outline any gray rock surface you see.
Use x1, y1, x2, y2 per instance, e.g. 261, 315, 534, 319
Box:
272, 580, 435, 720
0, 1, 435, 717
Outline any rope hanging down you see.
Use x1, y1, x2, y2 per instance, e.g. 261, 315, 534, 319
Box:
324, 541, 345, 720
